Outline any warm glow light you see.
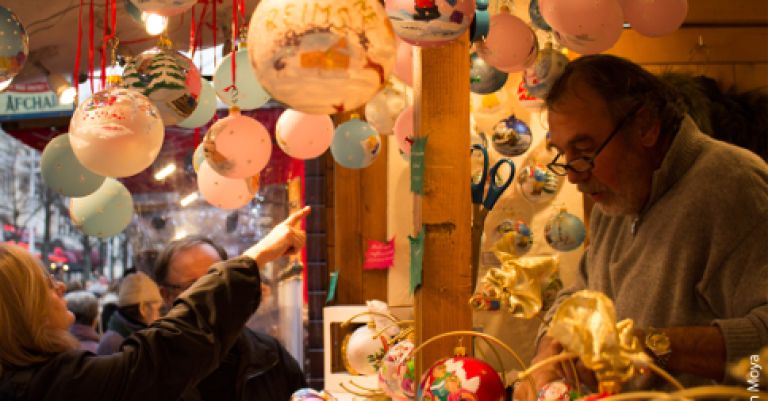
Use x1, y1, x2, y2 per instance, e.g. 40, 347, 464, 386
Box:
142, 12, 168, 36
179, 192, 198, 207
173, 229, 188, 240
62, 264, 70, 271
50, 263, 57, 270
0, 78, 12, 92
59, 86, 77, 105
154, 163, 176, 180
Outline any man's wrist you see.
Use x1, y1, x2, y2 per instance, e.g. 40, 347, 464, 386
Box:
643, 327, 672, 368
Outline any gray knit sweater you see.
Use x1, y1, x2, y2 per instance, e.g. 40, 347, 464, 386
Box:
542, 116, 768, 386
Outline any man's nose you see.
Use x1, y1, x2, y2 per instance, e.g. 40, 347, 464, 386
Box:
566, 168, 590, 185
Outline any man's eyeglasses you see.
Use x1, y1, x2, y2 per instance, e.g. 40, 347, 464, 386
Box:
547, 104, 642, 176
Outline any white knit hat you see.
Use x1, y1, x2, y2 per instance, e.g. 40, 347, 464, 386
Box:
118, 272, 162, 307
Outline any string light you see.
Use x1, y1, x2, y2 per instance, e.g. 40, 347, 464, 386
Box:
154, 163, 176, 180
142, 12, 168, 36
179, 192, 199, 207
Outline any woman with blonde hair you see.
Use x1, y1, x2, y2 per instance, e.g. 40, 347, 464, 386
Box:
0, 206, 310, 401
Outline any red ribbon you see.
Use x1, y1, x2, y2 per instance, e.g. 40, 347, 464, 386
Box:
73, 0, 83, 101
88, 0, 95, 94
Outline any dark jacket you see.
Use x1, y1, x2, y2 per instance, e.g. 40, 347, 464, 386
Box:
0, 257, 262, 401
68, 323, 99, 354
184, 329, 307, 401
95, 310, 147, 355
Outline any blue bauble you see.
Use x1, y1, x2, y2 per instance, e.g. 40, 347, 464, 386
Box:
491, 114, 532, 156
544, 210, 586, 252
213, 48, 270, 110
470, 52, 508, 94
523, 46, 568, 99
178, 77, 217, 128
331, 119, 381, 169
41, 134, 106, 197
69, 178, 134, 238
528, 0, 551, 31
0, 6, 28, 84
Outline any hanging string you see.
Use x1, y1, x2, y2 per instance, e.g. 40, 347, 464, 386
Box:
189, 3, 196, 55
212, 0, 217, 68
73, 0, 83, 103
88, 0, 95, 94
223, 0, 238, 101
100, 0, 108, 89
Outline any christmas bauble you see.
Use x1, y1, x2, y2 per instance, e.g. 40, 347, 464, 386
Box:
331, 119, 382, 169
129, 0, 197, 17
418, 356, 504, 401
620, 0, 688, 37
69, 87, 164, 178
290, 388, 337, 401
477, 13, 537, 73
41, 134, 105, 197
523, 46, 568, 99
544, 209, 586, 252
491, 114, 532, 157
69, 178, 134, 238
122, 47, 201, 126
177, 77, 217, 129
365, 85, 408, 135
191, 142, 205, 173
378, 339, 416, 401
342, 324, 388, 376
537, 380, 573, 401
197, 161, 260, 210
517, 163, 561, 204
276, 109, 335, 160
517, 80, 544, 110
385, 0, 476, 47
470, 52, 508, 95
213, 48, 270, 110
529, 0, 551, 31
495, 219, 533, 256
203, 109, 272, 179
0, 6, 28, 85
247, 0, 396, 114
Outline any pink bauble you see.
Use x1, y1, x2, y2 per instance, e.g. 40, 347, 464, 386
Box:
393, 105, 414, 156
69, 87, 164, 178
203, 110, 272, 179
477, 14, 537, 73
620, 0, 688, 37
393, 39, 413, 86
554, 23, 621, 55
276, 109, 335, 160
197, 161, 260, 210
550, 0, 624, 54
540, 0, 624, 37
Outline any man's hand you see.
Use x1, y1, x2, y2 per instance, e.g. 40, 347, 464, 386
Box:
243, 206, 310, 267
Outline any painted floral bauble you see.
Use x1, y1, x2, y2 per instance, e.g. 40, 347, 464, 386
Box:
470, 52, 508, 95
517, 163, 561, 204
0, 6, 28, 85
129, 0, 197, 17
69, 87, 164, 178
203, 110, 272, 179
385, 0, 476, 47
213, 48, 270, 110
343, 324, 388, 376
197, 161, 260, 210
495, 219, 533, 256
41, 134, 105, 197
331, 119, 382, 169
523, 46, 568, 99
69, 178, 134, 238
276, 109, 335, 160
537, 380, 572, 401
417, 356, 504, 401
365, 85, 408, 135
544, 209, 586, 252
247, 0, 396, 115
378, 339, 417, 401
122, 47, 201, 125
491, 114, 532, 157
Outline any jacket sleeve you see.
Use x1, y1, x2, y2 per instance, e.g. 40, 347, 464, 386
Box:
35, 256, 262, 401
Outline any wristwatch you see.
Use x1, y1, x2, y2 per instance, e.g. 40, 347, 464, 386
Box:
644, 327, 672, 367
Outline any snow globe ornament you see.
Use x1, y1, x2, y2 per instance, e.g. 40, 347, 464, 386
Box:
523, 45, 568, 99
495, 219, 533, 256
69, 86, 164, 178
491, 114, 532, 157
365, 84, 408, 135
544, 208, 586, 252
379, 339, 417, 401
470, 52, 508, 95
343, 323, 388, 375
386, 0, 476, 47
203, 108, 272, 179
331, 118, 382, 169
0, 6, 28, 86
247, 0, 396, 115
417, 354, 504, 401
122, 44, 201, 126
517, 163, 560, 204
129, 0, 197, 17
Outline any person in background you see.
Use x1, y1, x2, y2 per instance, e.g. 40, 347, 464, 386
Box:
64, 291, 100, 353
0, 206, 309, 401
514, 55, 767, 400
96, 271, 163, 355
153, 235, 307, 401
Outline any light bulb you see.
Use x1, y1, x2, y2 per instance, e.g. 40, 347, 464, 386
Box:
154, 163, 176, 180
59, 86, 77, 105
142, 12, 168, 36
180, 192, 198, 207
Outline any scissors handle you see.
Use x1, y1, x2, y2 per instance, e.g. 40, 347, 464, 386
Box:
482, 158, 515, 210
470, 144, 489, 204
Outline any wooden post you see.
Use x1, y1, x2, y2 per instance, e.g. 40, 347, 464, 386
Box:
413, 33, 473, 368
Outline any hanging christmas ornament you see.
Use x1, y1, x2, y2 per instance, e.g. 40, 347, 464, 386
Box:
41, 134, 106, 197
393, 105, 414, 156
365, 84, 408, 135
528, 0, 551, 31
213, 48, 270, 110
418, 354, 505, 401
470, 52, 508, 95
331, 118, 382, 169
177, 77, 217, 129
343, 323, 389, 375
385, 0, 476, 47
290, 388, 338, 401
247, 0, 396, 115
203, 108, 272, 179
276, 109, 335, 160
129, 0, 197, 17
378, 339, 416, 401
191, 142, 205, 173
0, 6, 28, 87
544, 208, 586, 252
197, 161, 260, 210
523, 45, 568, 99
495, 219, 533, 256
392, 38, 414, 86
69, 178, 134, 238
517, 80, 544, 110
69, 87, 164, 178
477, 12, 538, 73
620, 0, 688, 37
490, 114, 532, 157
517, 162, 561, 204
542, 0, 624, 54
122, 42, 201, 126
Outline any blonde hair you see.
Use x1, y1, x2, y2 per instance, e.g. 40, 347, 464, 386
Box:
0, 244, 78, 371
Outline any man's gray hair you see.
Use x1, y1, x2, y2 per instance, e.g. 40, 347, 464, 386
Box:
64, 290, 99, 326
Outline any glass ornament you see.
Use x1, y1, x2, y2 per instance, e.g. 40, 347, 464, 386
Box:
203, 109, 272, 179
41, 134, 105, 197
365, 84, 408, 135
0, 6, 28, 85
544, 208, 586, 252
417, 356, 504, 401
275, 109, 335, 160
495, 219, 533, 256
490, 114, 532, 157
393, 105, 414, 156
523, 45, 568, 99
213, 48, 270, 110
477, 13, 537, 73
470, 52, 508, 95
378, 339, 417, 401
529, 0, 551, 31
331, 118, 382, 169
197, 161, 260, 210
191, 142, 205, 173
542, 0, 624, 54
290, 388, 337, 401
385, 0, 476, 47
342, 324, 388, 375
69, 178, 134, 238
620, 0, 688, 37
517, 162, 561, 204
177, 77, 217, 129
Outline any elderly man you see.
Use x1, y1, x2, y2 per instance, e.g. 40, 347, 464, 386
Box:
64, 290, 100, 353
153, 235, 307, 401
516, 55, 767, 399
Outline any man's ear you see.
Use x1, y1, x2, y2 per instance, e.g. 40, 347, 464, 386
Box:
636, 109, 662, 148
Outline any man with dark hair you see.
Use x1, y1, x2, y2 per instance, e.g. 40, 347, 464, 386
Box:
64, 291, 100, 353
515, 54, 767, 399
154, 235, 307, 401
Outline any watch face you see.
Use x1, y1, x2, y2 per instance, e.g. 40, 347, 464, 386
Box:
648, 333, 671, 355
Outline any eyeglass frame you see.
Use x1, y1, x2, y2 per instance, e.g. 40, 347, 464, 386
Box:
547, 104, 643, 176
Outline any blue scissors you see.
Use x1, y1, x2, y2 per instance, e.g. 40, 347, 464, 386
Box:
470, 143, 515, 288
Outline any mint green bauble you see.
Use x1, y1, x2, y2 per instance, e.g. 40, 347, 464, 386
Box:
41, 134, 105, 197
69, 178, 134, 238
